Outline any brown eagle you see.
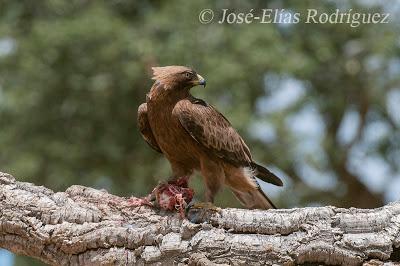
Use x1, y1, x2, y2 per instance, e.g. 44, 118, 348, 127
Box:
138, 66, 283, 209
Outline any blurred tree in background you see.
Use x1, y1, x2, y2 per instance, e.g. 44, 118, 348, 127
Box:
0, 0, 399, 264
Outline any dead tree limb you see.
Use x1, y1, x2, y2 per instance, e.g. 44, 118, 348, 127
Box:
0, 171, 399, 265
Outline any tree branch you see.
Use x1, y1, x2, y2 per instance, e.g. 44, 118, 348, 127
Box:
1, 172, 399, 265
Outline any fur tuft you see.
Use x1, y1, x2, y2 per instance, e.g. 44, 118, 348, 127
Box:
229, 166, 277, 209
243, 167, 257, 182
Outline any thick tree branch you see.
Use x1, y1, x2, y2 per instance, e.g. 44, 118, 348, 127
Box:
1, 172, 399, 265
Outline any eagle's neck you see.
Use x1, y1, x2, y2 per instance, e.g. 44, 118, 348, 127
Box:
147, 80, 190, 104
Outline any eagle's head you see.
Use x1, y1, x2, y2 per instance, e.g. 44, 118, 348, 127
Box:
151, 66, 206, 90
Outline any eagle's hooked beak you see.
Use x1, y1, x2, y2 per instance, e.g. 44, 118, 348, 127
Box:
195, 74, 206, 88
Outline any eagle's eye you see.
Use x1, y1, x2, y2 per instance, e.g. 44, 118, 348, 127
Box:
184, 72, 191, 79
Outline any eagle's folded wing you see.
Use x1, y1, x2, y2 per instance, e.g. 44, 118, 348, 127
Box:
173, 98, 252, 166
137, 103, 162, 153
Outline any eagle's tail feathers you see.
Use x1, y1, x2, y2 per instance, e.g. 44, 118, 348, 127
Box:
231, 188, 276, 210
251, 162, 283, 187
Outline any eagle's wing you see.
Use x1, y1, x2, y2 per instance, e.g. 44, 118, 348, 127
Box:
173, 98, 252, 166
137, 103, 162, 153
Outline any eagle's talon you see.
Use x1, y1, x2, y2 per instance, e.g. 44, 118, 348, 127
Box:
189, 202, 219, 211
186, 201, 220, 224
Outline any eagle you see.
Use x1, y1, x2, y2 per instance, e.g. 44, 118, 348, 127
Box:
138, 66, 283, 209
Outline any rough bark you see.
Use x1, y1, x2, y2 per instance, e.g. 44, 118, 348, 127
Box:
0, 172, 399, 266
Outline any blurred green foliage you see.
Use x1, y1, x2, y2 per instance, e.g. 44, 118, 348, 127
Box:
0, 1, 399, 264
